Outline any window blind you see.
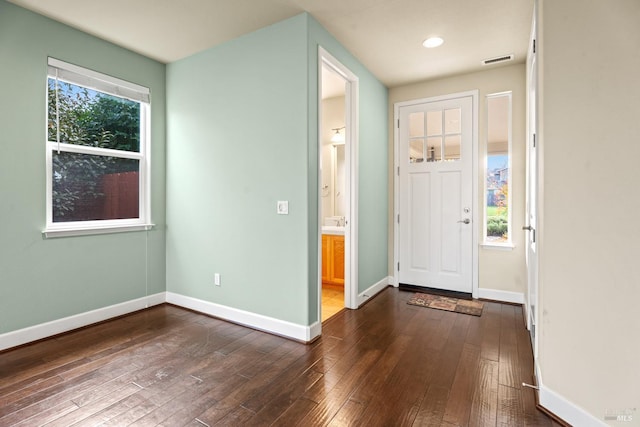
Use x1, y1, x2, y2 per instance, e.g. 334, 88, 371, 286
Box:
47, 57, 150, 104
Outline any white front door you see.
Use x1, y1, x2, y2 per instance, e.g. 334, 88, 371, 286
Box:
398, 95, 474, 293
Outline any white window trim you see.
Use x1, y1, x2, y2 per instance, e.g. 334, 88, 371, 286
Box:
44, 58, 152, 238
483, 91, 513, 247
481, 242, 515, 250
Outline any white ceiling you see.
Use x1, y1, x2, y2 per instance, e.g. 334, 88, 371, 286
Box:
7, 0, 533, 87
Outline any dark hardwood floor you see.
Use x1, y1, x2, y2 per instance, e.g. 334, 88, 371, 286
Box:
0, 288, 562, 426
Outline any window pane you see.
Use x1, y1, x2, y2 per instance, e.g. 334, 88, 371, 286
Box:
409, 139, 424, 163
48, 79, 140, 152
52, 151, 139, 222
444, 135, 461, 161
445, 108, 461, 134
486, 154, 508, 241
409, 112, 424, 137
426, 137, 442, 162
426, 110, 442, 136
485, 93, 511, 243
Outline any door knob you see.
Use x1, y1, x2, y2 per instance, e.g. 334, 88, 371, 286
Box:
457, 218, 471, 224
522, 225, 534, 231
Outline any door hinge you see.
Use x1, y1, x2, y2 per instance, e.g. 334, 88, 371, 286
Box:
397, 166, 400, 176
397, 214, 400, 224
397, 119, 400, 129
397, 262, 400, 271
533, 39, 536, 54
533, 133, 536, 148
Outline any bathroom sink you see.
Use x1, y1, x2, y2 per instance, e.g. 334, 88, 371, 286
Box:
322, 225, 345, 235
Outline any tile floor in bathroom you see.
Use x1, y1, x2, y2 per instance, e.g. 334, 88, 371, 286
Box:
321, 284, 344, 321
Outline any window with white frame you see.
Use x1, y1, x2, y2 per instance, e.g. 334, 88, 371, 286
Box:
484, 92, 512, 245
45, 58, 151, 237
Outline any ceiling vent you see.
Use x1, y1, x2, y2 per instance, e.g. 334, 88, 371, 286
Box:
482, 54, 514, 66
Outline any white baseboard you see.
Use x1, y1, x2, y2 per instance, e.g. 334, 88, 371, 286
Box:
539, 384, 607, 426
309, 321, 322, 342
535, 347, 607, 426
166, 292, 318, 342
477, 288, 524, 304
0, 292, 166, 352
357, 276, 392, 307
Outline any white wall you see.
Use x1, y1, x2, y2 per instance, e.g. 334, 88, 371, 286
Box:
537, 0, 640, 422
389, 63, 527, 295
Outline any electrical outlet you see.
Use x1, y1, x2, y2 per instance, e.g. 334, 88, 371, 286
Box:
214, 273, 221, 286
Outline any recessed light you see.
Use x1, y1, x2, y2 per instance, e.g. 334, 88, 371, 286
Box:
423, 37, 444, 48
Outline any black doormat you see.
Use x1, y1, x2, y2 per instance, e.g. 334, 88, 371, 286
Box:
398, 283, 472, 300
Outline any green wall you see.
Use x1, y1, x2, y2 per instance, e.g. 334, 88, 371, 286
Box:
0, 0, 166, 333
166, 15, 310, 325
166, 13, 388, 326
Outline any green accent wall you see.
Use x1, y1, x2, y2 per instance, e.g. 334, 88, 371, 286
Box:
0, 0, 166, 333
166, 13, 388, 326
166, 15, 311, 325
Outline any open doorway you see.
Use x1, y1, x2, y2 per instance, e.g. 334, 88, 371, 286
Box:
320, 65, 345, 321
319, 48, 358, 322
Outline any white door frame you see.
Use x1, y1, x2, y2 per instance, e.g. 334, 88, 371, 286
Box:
525, 1, 539, 358
393, 91, 479, 298
318, 47, 359, 316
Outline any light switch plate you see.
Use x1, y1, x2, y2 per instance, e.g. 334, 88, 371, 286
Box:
277, 201, 288, 215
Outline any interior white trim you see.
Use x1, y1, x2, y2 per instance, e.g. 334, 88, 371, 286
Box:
483, 91, 513, 246
318, 47, 360, 314
43, 223, 154, 238
471, 91, 479, 299
477, 288, 524, 304
309, 321, 322, 341
166, 292, 319, 342
388, 275, 398, 287
0, 292, 165, 351
535, 349, 605, 426
45, 60, 152, 236
357, 277, 391, 307
538, 384, 607, 426
480, 243, 515, 251
0, 290, 322, 352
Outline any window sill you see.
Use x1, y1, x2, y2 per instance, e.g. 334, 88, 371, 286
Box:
481, 242, 515, 251
43, 223, 154, 239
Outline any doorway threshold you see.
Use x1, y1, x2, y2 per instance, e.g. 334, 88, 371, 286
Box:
398, 283, 472, 301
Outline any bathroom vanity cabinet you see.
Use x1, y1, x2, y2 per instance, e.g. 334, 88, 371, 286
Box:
322, 234, 344, 286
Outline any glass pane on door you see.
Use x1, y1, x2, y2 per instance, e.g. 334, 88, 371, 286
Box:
444, 135, 461, 161
409, 112, 424, 137
426, 137, 442, 162
409, 139, 425, 163
426, 110, 442, 136
445, 108, 461, 134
